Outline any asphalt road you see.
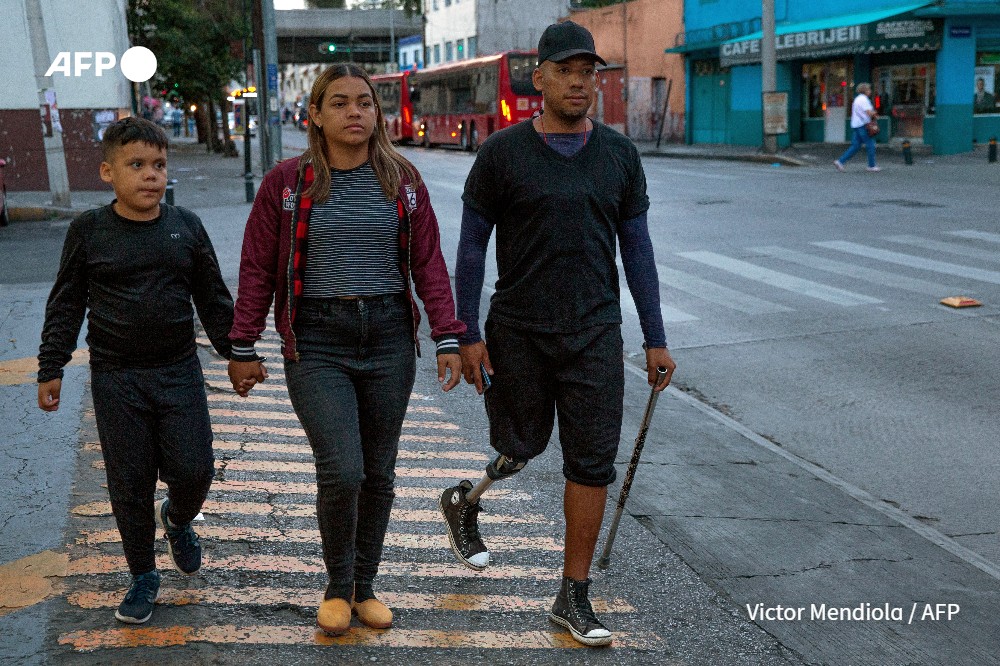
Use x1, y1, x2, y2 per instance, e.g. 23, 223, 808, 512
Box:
392, 140, 1000, 572
1, 128, 998, 664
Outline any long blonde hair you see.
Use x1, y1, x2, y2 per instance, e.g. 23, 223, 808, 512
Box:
304, 64, 420, 203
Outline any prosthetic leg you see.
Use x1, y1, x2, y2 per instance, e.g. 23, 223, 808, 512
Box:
466, 454, 527, 502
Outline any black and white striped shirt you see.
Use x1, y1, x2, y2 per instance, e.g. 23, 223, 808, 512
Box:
302, 162, 406, 298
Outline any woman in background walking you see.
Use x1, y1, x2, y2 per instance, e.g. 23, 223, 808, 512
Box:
834, 82, 880, 172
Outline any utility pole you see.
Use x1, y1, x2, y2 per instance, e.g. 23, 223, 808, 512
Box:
244, 0, 255, 202
25, 0, 71, 207
622, 0, 629, 137
261, 0, 282, 171
761, 0, 778, 154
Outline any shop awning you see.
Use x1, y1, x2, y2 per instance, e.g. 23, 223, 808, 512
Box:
720, 2, 941, 67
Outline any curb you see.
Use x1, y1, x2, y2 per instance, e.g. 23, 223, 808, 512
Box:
6, 206, 88, 223
639, 150, 808, 167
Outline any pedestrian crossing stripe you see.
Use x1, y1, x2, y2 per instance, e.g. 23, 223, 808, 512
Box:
209, 408, 447, 422
885, 234, 1000, 263
84, 439, 482, 458
813, 240, 1000, 285
207, 396, 444, 415
91, 459, 483, 478
71, 502, 548, 524
77, 527, 562, 551
127, 480, 532, 500
67, 554, 563, 579
58, 625, 662, 651
66, 588, 635, 613
210, 422, 458, 438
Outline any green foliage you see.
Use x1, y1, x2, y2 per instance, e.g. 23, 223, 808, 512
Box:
127, 0, 247, 104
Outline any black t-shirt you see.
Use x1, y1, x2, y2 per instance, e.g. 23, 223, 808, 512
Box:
462, 118, 649, 333
38, 203, 234, 380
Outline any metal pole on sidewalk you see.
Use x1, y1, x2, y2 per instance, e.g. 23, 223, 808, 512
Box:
25, 0, 71, 207
761, 0, 778, 154
261, 0, 281, 171
244, 0, 255, 203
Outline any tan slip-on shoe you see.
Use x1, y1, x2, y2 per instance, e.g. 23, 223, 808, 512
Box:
317, 597, 352, 635
353, 597, 393, 629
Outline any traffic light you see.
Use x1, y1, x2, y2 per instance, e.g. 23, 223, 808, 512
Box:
318, 42, 337, 54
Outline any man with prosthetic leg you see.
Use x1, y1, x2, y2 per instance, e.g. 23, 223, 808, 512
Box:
440, 21, 675, 647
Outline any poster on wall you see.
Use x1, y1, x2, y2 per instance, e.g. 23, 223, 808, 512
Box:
973, 65, 997, 113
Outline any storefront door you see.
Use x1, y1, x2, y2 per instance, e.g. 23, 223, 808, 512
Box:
691, 60, 730, 143
873, 64, 934, 140
801, 61, 852, 143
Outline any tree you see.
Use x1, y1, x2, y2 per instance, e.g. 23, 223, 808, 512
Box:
127, 0, 247, 154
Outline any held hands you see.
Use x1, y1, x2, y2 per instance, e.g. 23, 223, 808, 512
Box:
646, 347, 676, 392
38, 379, 62, 412
459, 341, 493, 395
228, 359, 269, 397
437, 353, 462, 392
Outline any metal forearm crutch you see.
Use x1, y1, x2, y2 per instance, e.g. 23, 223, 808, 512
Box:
597, 367, 668, 570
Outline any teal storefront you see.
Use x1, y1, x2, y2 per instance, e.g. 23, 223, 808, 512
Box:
675, 1, 1000, 154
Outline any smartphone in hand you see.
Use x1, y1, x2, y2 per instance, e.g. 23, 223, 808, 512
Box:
480, 362, 491, 391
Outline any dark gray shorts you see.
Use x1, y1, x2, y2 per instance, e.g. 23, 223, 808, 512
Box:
483, 320, 624, 487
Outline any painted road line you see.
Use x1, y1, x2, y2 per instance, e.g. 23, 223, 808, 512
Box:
209, 409, 448, 422
161, 479, 529, 500
751, 245, 962, 296
58, 625, 661, 651
67, 555, 561, 579
0, 349, 88, 387
71, 502, 546, 523
210, 422, 460, 439
948, 229, 1000, 245
884, 234, 1000, 263
206, 394, 443, 416
618, 275, 699, 323
678, 250, 883, 306
654, 262, 793, 315
68, 588, 633, 613
206, 441, 487, 461
93, 459, 482, 478
78, 528, 561, 551
198, 337, 280, 351
206, 379, 287, 393
205, 368, 285, 379
813, 240, 1000, 285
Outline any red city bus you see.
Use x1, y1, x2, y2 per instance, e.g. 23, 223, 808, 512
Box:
412, 51, 541, 151
372, 70, 416, 143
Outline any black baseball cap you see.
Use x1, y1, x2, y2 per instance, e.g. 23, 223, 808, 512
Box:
537, 21, 606, 67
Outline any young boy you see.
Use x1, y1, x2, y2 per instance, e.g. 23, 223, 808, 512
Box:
37, 117, 234, 624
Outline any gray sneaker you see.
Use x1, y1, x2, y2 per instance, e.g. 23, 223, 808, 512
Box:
549, 576, 613, 647
439, 481, 490, 570
114, 570, 161, 624
156, 498, 202, 575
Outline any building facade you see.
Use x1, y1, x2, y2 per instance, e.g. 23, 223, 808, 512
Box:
673, 0, 1000, 153
569, 0, 685, 141
398, 34, 424, 70
0, 0, 132, 191
423, 0, 565, 68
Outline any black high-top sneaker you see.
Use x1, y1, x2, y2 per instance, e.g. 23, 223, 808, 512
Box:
156, 498, 202, 575
439, 480, 490, 570
549, 576, 613, 646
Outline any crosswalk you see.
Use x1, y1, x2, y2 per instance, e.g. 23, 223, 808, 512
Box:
54, 328, 664, 658
613, 228, 1000, 327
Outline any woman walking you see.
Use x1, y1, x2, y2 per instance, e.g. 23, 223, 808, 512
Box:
227, 64, 465, 635
834, 82, 881, 172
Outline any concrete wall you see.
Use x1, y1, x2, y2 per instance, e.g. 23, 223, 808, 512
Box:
475, 0, 565, 56
569, 0, 686, 141
0, 0, 131, 191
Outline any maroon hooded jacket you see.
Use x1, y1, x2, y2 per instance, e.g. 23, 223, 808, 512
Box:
229, 156, 465, 361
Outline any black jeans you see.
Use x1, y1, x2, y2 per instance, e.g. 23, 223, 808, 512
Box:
90, 354, 215, 576
285, 294, 416, 601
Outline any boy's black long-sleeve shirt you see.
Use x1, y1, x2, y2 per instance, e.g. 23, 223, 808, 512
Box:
37, 204, 234, 382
